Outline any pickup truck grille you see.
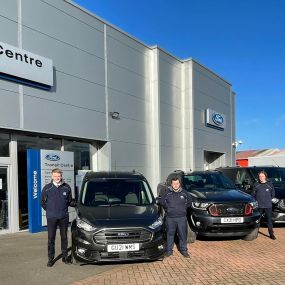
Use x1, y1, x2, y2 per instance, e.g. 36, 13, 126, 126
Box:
209, 203, 247, 217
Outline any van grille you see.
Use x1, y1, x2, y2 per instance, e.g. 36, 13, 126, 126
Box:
93, 228, 152, 244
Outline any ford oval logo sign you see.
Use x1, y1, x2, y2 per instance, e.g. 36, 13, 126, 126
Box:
45, 154, 60, 161
226, 207, 237, 214
212, 113, 224, 126
118, 232, 129, 237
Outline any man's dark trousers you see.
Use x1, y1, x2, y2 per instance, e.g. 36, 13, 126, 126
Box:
47, 217, 69, 260
166, 216, 188, 253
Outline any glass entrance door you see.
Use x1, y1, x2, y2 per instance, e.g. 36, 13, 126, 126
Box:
0, 167, 9, 232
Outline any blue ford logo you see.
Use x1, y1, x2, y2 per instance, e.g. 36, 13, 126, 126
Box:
212, 113, 224, 126
226, 207, 237, 214
45, 154, 60, 161
118, 232, 129, 237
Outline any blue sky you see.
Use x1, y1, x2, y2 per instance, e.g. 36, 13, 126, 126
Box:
74, 0, 285, 151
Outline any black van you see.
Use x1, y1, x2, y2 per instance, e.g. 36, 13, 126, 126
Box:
71, 171, 166, 263
217, 166, 285, 223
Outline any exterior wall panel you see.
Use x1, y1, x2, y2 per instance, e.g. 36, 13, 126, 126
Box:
0, 0, 235, 197
192, 61, 233, 169
23, 95, 106, 139
0, 89, 20, 128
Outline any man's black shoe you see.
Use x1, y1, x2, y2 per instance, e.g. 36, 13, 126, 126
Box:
47, 259, 54, 267
270, 234, 276, 240
181, 252, 190, 258
165, 252, 173, 257
62, 257, 71, 264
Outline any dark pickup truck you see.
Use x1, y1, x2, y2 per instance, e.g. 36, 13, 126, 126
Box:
160, 170, 260, 243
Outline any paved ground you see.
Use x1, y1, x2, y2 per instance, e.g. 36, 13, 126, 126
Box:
71, 226, 285, 285
0, 231, 118, 285
1, 226, 285, 285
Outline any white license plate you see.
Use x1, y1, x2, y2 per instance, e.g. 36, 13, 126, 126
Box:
107, 243, 140, 252
221, 217, 244, 223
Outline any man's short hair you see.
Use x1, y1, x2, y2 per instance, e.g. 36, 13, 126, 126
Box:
171, 176, 180, 183
52, 168, 63, 175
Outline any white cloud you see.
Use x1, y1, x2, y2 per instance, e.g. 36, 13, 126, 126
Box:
240, 119, 260, 126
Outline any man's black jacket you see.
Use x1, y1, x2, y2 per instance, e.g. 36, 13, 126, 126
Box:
159, 187, 192, 218
41, 182, 74, 219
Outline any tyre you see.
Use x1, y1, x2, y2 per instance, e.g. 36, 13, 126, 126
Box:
243, 227, 259, 241
187, 223, 197, 243
71, 244, 81, 265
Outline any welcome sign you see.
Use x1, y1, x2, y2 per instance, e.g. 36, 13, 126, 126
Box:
0, 41, 53, 88
27, 149, 75, 233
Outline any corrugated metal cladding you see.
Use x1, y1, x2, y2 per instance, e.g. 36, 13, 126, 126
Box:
0, 0, 235, 191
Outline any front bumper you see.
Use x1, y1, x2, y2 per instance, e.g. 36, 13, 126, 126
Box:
72, 227, 166, 263
190, 211, 260, 237
272, 210, 285, 223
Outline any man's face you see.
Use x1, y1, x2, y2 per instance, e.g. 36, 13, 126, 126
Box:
171, 179, 181, 191
52, 172, 62, 184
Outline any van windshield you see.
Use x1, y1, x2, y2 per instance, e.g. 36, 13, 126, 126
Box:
250, 167, 285, 185
80, 178, 154, 206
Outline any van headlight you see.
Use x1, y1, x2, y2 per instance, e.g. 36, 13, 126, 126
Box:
250, 201, 258, 209
76, 217, 96, 232
149, 217, 163, 229
192, 202, 210, 210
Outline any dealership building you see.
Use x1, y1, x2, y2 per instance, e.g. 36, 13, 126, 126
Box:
0, 0, 236, 233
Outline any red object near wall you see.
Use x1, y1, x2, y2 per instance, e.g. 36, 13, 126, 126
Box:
236, 159, 248, 167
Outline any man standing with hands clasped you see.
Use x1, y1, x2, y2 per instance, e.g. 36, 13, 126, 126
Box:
41, 168, 75, 267
159, 176, 192, 258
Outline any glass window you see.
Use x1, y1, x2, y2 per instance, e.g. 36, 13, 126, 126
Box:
81, 179, 153, 206
17, 135, 62, 230
250, 167, 285, 184
0, 133, 10, 157
183, 173, 236, 191
64, 140, 91, 171
64, 140, 92, 200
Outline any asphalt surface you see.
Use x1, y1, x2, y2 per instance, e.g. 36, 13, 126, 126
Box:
0, 230, 118, 285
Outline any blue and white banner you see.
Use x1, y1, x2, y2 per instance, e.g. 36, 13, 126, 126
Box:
27, 149, 75, 233
27, 149, 43, 233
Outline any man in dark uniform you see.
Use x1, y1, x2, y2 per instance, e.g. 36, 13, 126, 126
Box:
159, 176, 192, 258
253, 170, 276, 240
41, 168, 74, 267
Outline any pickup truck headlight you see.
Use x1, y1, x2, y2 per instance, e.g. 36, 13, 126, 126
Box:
149, 217, 163, 229
192, 202, 210, 210
250, 201, 258, 209
272, 198, 279, 204
76, 217, 96, 232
